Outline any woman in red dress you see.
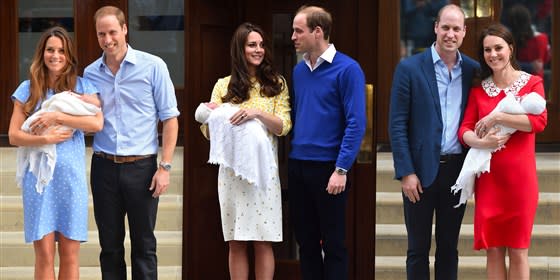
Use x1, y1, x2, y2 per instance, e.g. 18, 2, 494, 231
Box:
459, 24, 547, 279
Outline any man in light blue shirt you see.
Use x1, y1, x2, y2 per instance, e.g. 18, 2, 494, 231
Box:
84, 6, 179, 280
433, 46, 464, 155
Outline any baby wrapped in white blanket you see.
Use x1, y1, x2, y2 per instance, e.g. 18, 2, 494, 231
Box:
195, 102, 276, 190
451, 92, 546, 207
16, 91, 101, 193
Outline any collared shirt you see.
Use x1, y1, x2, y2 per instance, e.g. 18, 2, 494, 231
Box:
303, 44, 336, 71
84, 45, 180, 156
431, 44, 463, 154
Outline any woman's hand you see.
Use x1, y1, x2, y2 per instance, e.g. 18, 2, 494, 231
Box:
230, 108, 258, 125
480, 126, 510, 149
42, 126, 74, 144
30, 112, 61, 135
475, 112, 501, 137
230, 107, 283, 135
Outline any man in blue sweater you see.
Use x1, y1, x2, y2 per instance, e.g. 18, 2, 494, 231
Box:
288, 5, 366, 280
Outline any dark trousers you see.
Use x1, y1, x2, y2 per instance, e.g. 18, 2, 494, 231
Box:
91, 154, 159, 280
288, 159, 349, 280
403, 155, 466, 280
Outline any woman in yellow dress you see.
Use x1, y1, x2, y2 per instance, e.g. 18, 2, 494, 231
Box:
201, 22, 291, 280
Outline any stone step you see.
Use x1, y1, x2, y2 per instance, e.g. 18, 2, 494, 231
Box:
375, 256, 560, 280
376, 152, 560, 193
0, 266, 182, 280
376, 192, 560, 225
0, 147, 185, 196
0, 195, 183, 231
375, 224, 560, 257
0, 231, 182, 267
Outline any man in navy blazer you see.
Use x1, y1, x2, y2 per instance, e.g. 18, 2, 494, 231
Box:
388, 4, 479, 280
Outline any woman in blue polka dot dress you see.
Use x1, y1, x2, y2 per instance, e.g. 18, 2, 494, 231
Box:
8, 26, 103, 279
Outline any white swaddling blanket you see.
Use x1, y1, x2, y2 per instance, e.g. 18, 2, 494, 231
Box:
16, 91, 101, 193
450, 92, 546, 207
204, 103, 277, 190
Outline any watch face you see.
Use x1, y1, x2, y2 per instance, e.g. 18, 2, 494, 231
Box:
160, 162, 172, 171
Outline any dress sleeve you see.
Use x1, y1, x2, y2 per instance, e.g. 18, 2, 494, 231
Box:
273, 76, 291, 136
458, 87, 479, 146
525, 76, 547, 133
11, 80, 32, 104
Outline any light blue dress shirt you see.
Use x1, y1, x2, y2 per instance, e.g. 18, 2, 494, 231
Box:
84, 45, 180, 156
431, 45, 463, 155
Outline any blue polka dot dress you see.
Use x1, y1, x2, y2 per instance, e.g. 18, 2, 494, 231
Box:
12, 77, 98, 243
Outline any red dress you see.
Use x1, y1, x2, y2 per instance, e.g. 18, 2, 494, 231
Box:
459, 73, 548, 250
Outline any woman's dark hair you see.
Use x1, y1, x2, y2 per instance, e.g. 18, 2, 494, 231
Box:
222, 22, 284, 104
506, 4, 534, 49
477, 23, 521, 80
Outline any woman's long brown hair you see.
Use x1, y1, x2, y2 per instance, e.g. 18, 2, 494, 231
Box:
222, 22, 284, 104
25, 26, 78, 115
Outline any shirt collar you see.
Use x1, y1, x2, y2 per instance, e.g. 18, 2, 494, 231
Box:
100, 44, 137, 69
430, 43, 463, 66
303, 43, 337, 65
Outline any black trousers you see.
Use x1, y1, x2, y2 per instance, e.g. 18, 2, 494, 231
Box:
403, 155, 466, 280
288, 159, 349, 280
91, 154, 159, 280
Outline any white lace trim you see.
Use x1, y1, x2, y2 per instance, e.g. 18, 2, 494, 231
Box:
481, 71, 531, 97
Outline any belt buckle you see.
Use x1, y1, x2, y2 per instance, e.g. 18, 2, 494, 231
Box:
112, 154, 125, 164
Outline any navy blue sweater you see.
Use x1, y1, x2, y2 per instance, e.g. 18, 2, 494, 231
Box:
289, 52, 366, 170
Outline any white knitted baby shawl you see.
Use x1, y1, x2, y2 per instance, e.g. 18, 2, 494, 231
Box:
205, 104, 277, 190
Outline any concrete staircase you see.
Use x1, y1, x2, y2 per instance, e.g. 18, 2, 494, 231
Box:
2, 148, 558, 279
0, 147, 183, 279
375, 152, 560, 279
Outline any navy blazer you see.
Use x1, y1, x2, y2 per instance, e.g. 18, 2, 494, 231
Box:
388, 48, 479, 188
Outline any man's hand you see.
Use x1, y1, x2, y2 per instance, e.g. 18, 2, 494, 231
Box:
150, 168, 170, 198
402, 173, 423, 203
326, 171, 347, 195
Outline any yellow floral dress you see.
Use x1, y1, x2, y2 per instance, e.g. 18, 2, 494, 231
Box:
207, 75, 291, 241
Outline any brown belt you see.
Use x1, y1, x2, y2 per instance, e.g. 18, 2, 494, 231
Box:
94, 151, 155, 163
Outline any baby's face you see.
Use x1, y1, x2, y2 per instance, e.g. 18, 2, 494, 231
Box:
206, 102, 218, 109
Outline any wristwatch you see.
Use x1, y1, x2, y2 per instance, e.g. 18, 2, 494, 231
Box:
159, 161, 172, 171
335, 167, 347, 175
